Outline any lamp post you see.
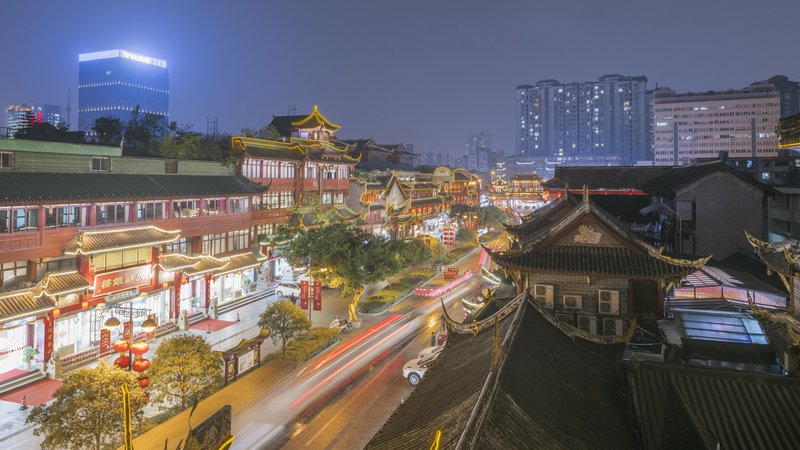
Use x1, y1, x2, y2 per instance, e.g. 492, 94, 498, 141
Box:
104, 299, 156, 372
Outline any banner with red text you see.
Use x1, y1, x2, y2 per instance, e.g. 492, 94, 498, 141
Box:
313, 280, 322, 311
299, 280, 309, 310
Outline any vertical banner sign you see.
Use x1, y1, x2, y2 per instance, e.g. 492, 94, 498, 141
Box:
313, 280, 322, 311
99, 329, 111, 354
123, 321, 133, 342
44, 317, 54, 362
300, 280, 309, 310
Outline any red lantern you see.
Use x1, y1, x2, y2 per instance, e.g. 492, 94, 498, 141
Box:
162, 281, 169, 289
130, 341, 149, 355
51, 308, 60, 319
114, 355, 131, 368
113, 340, 129, 353
132, 358, 150, 373
81, 299, 89, 311
88, 265, 95, 274
138, 376, 150, 389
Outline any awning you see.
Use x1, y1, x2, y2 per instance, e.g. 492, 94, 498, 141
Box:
0, 290, 54, 324
65, 225, 181, 255
215, 251, 267, 277
34, 271, 90, 298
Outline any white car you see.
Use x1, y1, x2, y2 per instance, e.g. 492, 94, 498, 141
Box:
275, 282, 300, 300
417, 345, 444, 360
403, 353, 441, 386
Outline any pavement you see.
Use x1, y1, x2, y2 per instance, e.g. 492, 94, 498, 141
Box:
0, 242, 483, 448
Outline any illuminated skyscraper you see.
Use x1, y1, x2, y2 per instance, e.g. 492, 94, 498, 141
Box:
78, 49, 169, 133
5, 104, 63, 135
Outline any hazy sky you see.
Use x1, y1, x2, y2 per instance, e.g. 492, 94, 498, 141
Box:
1, 0, 798, 154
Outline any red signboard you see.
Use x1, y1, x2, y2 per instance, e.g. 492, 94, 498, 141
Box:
313, 280, 322, 311
99, 329, 111, 354
94, 265, 152, 297
299, 280, 309, 310
123, 321, 133, 342
43, 316, 54, 362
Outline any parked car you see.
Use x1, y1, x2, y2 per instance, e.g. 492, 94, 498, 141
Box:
275, 282, 300, 300
403, 353, 441, 386
417, 345, 444, 360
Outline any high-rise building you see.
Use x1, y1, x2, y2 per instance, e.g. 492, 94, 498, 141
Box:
78, 49, 169, 133
5, 104, 64, 135
515, 75, 650, 164
466, 132, 493, 173
750, 75, 800, 118
420, 151, 454, 167
653, 84, 780, 165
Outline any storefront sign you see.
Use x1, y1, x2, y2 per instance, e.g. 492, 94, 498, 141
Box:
99, 329, 111, 354
238, 349, 255, 374
94, 266, 152, 297
44, 316, 54, 362
300, 280, 309, 310
313, 280, 322, 311
106, 289, 140, 303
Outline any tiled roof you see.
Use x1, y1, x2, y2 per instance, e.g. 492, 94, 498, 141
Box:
0, 173, 266, 204
183, 257, 227, 277
243, 144, 305, 161
215, 250, 267, 276
504, 194, 577, 240
641, 161, 776, 194
491, 244, 702, 278
544, 166, 670, 190
64, 226, 181, 255
0, 290, 54, 323
158, 254, 213, 272
34, 271, 90, 297
409, 197, 443, 208
630, 361, 800, 450
746, 231, 798, 275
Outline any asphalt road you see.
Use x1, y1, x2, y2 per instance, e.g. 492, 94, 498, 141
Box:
230, 242, 497, 449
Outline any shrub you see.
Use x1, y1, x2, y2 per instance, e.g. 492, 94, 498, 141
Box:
284, 327, 340, 361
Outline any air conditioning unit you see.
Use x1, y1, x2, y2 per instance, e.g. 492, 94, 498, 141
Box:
533, 284, 553, 308
555, 313, 575, 326
563, 294, 583, 310
577, 315, 597, 334
598, 290, 620, 315
602, 317, 624, 336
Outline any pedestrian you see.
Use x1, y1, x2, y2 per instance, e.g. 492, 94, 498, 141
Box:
289, 293, 297, 305
430, 332, 436, 346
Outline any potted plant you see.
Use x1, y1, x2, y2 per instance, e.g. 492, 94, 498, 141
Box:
22, 346, 38, 368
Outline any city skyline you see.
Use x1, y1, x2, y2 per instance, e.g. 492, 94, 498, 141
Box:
1, 0, 798, 155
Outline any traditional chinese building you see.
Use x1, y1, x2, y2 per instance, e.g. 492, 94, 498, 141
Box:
0, 139, 270, 387
487, 173, 544, 215
491, 190, 709, 334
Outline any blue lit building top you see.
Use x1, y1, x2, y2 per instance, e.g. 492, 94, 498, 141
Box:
78, 49, 169, 133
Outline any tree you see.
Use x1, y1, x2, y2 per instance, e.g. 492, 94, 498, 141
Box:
27, 361, 147, 450
273, 223, 405, 321
259, 300, 312, 356
92, 117, 124, 145
241, 124, 281, 140
456, 226, 477, 243
146, 334, 222, 411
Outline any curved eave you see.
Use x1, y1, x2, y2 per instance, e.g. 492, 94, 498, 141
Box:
290, 107, 342, 131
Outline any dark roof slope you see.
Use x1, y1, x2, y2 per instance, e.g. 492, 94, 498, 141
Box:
0, 172, 265, 204
470, 300, 640, 449
629, 361, 800, 450
268, 115, 307, 138
544, 166, 670, 190
642, 161, 776, 194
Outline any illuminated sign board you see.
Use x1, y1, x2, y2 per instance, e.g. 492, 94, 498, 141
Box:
94, 265, 152, 297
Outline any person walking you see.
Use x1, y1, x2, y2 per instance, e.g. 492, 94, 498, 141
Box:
430, 332, 437, 346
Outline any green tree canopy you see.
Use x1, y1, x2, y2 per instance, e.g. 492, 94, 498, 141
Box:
92, 117, 124, 146
27, 362, 147, 450
241, 124, 281, 140
146, 334, 222, 410
258, 300, 312, 356
450, 204, 508, 230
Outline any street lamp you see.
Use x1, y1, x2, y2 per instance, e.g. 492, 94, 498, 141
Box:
104, 299, 153, 378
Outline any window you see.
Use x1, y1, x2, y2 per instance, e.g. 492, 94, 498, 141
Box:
12, 207, 38, 231
96, 203, 128, 225
202, 233, 227, 255
172, 200, 198, 218
279, 191, 294, 208
280, 162, 295, 178
164, 160, 178, 173
36, 257, 76, 281
334, 193, 345, 204
91, 157, 111, 172
92, 248, 150, 272
137, 201, 165, 222
306, 164, 317, 179
228, 198, 249, 214
322, 192, 333, 205
0, 152, 13, 169
227, 229, 250, 252
1, 261, 27, 291
205, 199, 225, 216
0, 209, 9, 233
257, 192, 279, 210
44, 205, 83, 228
255, 223, 276, 243
164, 237, 192, 255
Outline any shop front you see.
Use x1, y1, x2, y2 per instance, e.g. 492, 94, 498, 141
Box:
179, 279, 206, 316
215, 268, 257, 305
0, 289, 56, 380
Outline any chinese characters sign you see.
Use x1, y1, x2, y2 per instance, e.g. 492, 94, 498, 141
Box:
300, 280, 309, 310
313, 280, 322, 311
94, 265, 152, 297
99, 329, 111, 354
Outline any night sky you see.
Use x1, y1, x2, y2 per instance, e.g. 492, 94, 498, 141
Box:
1, 0, 798, 155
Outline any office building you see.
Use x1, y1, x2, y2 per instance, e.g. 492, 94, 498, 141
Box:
78, 49, 169, 133
653, 83, 780, 165
515, 75, 650, 164
5, 104, 64, 135
751, 75, 800, 118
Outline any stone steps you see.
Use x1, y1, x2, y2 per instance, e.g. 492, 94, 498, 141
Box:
0, 370, 46, 396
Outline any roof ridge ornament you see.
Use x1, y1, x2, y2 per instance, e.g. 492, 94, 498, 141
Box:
582, 184, 589, 204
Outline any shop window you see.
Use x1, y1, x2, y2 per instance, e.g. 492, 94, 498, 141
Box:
1, 261, 28, 291
0, 151, 13, 169
91, 157, 111, 172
